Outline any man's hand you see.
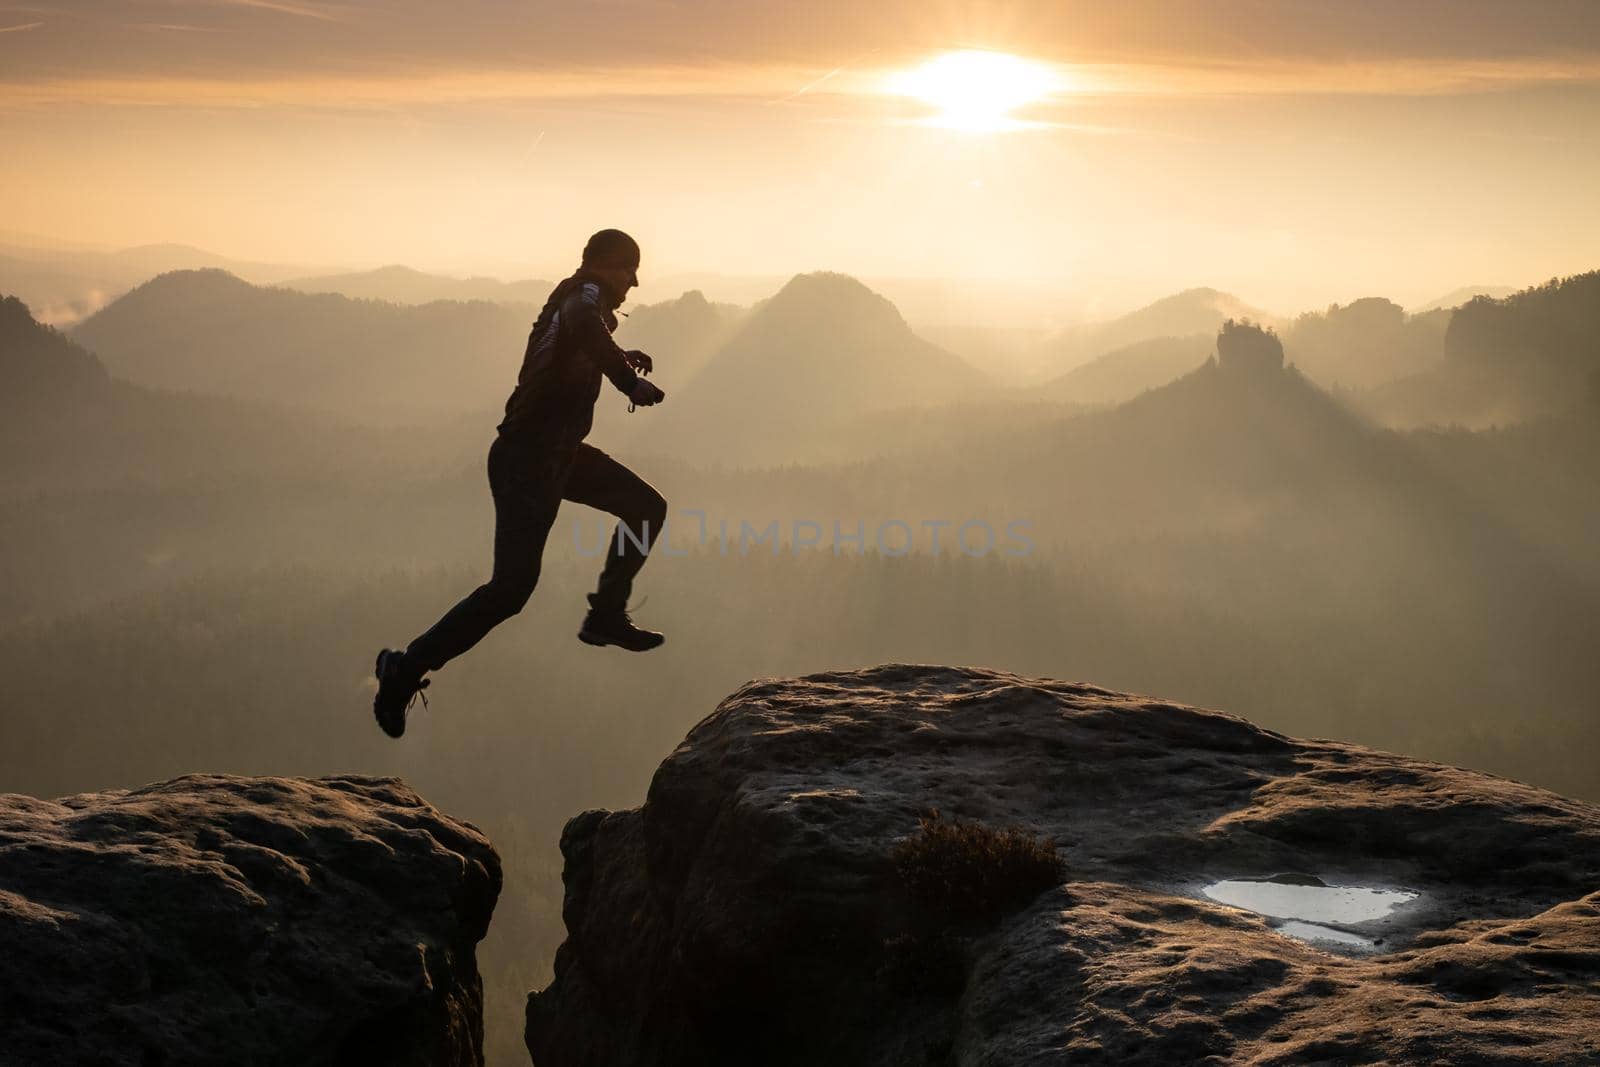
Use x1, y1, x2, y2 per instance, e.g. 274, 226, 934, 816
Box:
624, 349, 654, 374
630, 378, 666, 407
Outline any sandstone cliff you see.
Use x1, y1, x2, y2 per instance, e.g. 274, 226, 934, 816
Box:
527, 664, 1600, 1066
0, 774, 500, 1066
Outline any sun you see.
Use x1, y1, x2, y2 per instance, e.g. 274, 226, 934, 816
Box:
885, 49, 1062, 132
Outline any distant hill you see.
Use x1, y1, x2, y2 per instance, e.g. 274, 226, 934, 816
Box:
586, 289, 746, 444
280, 265, 551, 307
856, 325, 1592, 647
614, 289, 745, 385
1043, 333, 1213, 405
0, 241, 313, 327
72, 269, 531, 423
1410, 285, 1518, 314
1280, 297, 1448, 390
1038, 287, 1272, 376
0, 294, 473, 495
0, 294, 109, 397
1360, 272, 1600, 427
1028, 335, 1387, 530
660, 324, 1594, 664
631, 272, 990, 464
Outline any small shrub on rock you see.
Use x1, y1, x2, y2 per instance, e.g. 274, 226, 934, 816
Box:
892, 809, 1065, 921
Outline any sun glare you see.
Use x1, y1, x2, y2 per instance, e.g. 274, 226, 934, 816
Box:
885, 49, 1062, 132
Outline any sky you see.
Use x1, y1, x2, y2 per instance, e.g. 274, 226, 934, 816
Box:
4, 0, 1600, 318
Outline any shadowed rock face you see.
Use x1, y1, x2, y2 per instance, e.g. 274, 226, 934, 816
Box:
0, 774, 501, 1066
526, 664, 1600, 1066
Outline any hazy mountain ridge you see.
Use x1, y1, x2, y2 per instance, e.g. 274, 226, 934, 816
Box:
1032, 278, 1592, 420
1027, 340, 1501, 529
914, 347, 1433, 537
281, 264, 553, 306
1281, 297, 1449, 390
850, 327, 1598, 664
1359, 271, 1600, 428
55, 262, 1589, 446
614, 288, 746, 384
0, 294, 480, 499
625, 271, 992, 464
1038, 287, 1273, 377
1, 294, 109, 396
72, 269, 532, 424
588, 288, 749, 444
0, 240, 316, 327
1410, 284, 1518, 313
1447, 272, 1600, 378
1043, 332, 1214, 406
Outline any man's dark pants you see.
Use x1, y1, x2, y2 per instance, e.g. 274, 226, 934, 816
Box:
405, 434, 666, 672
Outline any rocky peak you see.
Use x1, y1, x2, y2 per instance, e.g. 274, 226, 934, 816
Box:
1216, 317, 1285, 374
527, 664, 1600, 1066
0, 774, 500, 1066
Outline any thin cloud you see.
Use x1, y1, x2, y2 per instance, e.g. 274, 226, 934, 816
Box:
1080, 56, 1600, 97
0, 19, 42, 31
215, 0, 346, 22
0, 64, 837, 109
138, 23, 229, 32
516, 129, 545, 163
773, 65, 846, 103
3, 52, 1599, 113
770, 50, 881, 105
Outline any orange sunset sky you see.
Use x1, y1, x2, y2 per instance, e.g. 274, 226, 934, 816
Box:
4, 0, 1599, 317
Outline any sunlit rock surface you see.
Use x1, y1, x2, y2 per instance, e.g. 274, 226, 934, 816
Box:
0, 774, 501, 1066
527, 664, 1600, 1066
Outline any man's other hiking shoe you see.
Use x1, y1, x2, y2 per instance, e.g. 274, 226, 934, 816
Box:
578, 609, 665, 652
373, 649, 429, 739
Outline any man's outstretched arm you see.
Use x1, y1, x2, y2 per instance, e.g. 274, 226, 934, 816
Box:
563, 283, 640, 396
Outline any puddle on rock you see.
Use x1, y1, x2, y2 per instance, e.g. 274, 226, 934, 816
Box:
1201, 875, 1419, 954
1275, 921, 1376, 949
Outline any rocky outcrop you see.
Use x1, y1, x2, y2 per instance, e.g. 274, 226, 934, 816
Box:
0, 774, 500, 1066
527, 664, 1600, 1066
1216, 317, 1284, 373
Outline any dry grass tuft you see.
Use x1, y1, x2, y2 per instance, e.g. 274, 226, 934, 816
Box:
891, 809, 1064, 920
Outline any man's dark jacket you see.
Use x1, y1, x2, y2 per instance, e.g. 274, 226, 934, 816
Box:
498, 268, 640, 445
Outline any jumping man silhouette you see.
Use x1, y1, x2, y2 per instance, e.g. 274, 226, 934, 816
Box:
372, 229, 669, 738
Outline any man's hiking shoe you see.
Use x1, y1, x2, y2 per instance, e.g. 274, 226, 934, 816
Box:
578, 609, 665, 652
373, 649, 429, 739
